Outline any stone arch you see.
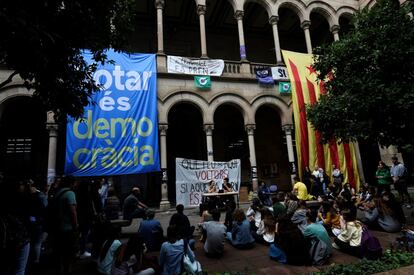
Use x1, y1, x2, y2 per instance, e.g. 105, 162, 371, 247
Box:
337, 6, 356, 21
209, 93, 254, 125
0, 86, 33, 120
220, 0, 238, 12
306, 1, 337, 27
251, 95, 292, 126
275, 0, 306, 22
159, 91, 209, 125
243, 0, 276, 18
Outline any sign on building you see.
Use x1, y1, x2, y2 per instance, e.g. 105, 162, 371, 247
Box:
271, 66, 290, 81
175, 158, 241, 207
167, 56, 224, 76
65, 50, 160, 176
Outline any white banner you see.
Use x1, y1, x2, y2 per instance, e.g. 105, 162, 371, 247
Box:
271, 66, 289, 81
175, 158, 241, 207
167, 56, 224, 76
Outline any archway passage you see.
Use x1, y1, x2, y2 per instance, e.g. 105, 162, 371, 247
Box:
213, 104, 250, 186
310, 12, 333, 48
0, 97, 48, 182
279, 7, 307, 53
255, 106, 291, 191
339, 16, 354, 37
167, 103, 206, 203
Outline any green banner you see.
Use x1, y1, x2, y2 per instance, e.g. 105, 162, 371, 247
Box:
279, 82, 291, 94
194, 75, 211, 89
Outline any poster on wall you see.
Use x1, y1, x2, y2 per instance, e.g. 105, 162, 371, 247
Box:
167, 56, 224, 76
175, 158, 241, 207
65, 49, 160, 176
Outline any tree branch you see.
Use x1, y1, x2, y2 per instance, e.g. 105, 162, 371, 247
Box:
0, 71, 19, 90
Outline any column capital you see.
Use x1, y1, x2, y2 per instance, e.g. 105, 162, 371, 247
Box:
46, 123, 59, 137
330, 24, 340, 34
159, 124, 168, 136
155, 0, 165, 9
269, 16, 279, 26
282, 124, 294, 132
301, 20, 311, 30
245, 124, 256, 135
234, 10, 244, 21
197, 5, 207, 16
204, 124, 214, 135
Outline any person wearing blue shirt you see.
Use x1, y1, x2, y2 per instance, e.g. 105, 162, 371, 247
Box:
226, 209, 255, 249
138, 210, 164, 251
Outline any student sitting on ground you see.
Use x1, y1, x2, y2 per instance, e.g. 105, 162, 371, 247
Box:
291, 200, 308, 232
224, 200, 236, 232
318, 201, 342, 236
253, 208, 275, 245
284, 193, 299, 217
97, 226, 122, 275
246, 198, 262, 231
303, 209, 332, 263
138, 210, 164, 251
272, 192, 287, 220
201, 209, 227, 258
226, 209, 255, 249
160, 225, 195, 275
333, 209, 362, 258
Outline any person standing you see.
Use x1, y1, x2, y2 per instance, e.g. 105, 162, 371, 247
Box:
332, 165, 343, 196
391, 156, 412, 208
376, 161, 392, 195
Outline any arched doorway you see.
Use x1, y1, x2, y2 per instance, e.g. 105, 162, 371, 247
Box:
310, 11, 334, 48
279, 7, 307, 53
213, 104, 250, 187
167, 103, 206, 203
0, 97, 48, 182
255, 105, 291, 190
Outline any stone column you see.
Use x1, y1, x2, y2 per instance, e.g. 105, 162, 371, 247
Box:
159, 124, 170, 210
197, 5, 208, 58
246, 124, 258, 193
269, 16, 283, 65
155, 0, 165, 54
331, 25, 340, 41
282, 124, 297, 183
46, 111, 58, 185
204, 124, 214, 162
234, 10, 247, 61
301, 20, 313, 54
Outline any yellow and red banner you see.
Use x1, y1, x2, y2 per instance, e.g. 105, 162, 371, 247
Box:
282, 50, 360, 190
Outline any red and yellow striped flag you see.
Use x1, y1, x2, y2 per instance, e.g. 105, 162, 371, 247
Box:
282, 50, 360, 190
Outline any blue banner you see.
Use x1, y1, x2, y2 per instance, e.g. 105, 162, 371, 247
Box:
65, 50, 160, 176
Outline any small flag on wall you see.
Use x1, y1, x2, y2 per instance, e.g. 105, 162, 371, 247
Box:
194, 76, 211, 89
279, 82, 291, 94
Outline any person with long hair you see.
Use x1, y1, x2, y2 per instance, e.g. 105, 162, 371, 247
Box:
226, 209, 255, 249
253, 208, 275, 245
333, 209, 362, 258
97, 226, 122, 275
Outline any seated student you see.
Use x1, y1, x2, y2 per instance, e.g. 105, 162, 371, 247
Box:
226, 209, 255, 249
138, 210, 164, 251
362, 195, 403, 233
246, 198, 262, 231
112, 234, 158, 275
160, 225, 195, 275
291, 200, 308, 232
272, 217, 311, 266
222, 178, 233, 192
272, 192, 287, 220
207, 180, 217, 193
104, 188, 121, 221
339, 183, 356, 202
285, 193, 299, 217
303, 210, 332, 260
253, 208, 275, 245
224, 200, 236, 232
292, 177, 313, 201
333, 209, 362, 258
169, 204, 195, 239
318, 201, 342, 236
97, 226, 122, 275
201, 209, 227, 258
258, 181, 272, 206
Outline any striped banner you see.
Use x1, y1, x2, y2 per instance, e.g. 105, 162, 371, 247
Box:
282, 50, 360, 190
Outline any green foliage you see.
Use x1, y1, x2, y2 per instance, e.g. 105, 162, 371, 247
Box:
312, 249, 414, 275
0, 0, 136, 119
308, 0, 414, 149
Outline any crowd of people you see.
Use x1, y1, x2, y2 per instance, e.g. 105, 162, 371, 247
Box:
0, 156, 412, 274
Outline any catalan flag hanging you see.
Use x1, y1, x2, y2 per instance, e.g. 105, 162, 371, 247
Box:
282, 50, 360, 190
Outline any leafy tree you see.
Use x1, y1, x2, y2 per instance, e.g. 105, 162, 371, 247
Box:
0, 0, 136, 119
307, 0, 414, 150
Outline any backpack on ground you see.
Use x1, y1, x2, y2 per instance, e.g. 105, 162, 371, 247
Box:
361, 226, 382, 260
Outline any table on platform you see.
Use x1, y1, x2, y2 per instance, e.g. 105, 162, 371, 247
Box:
201, 191, 240, 208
